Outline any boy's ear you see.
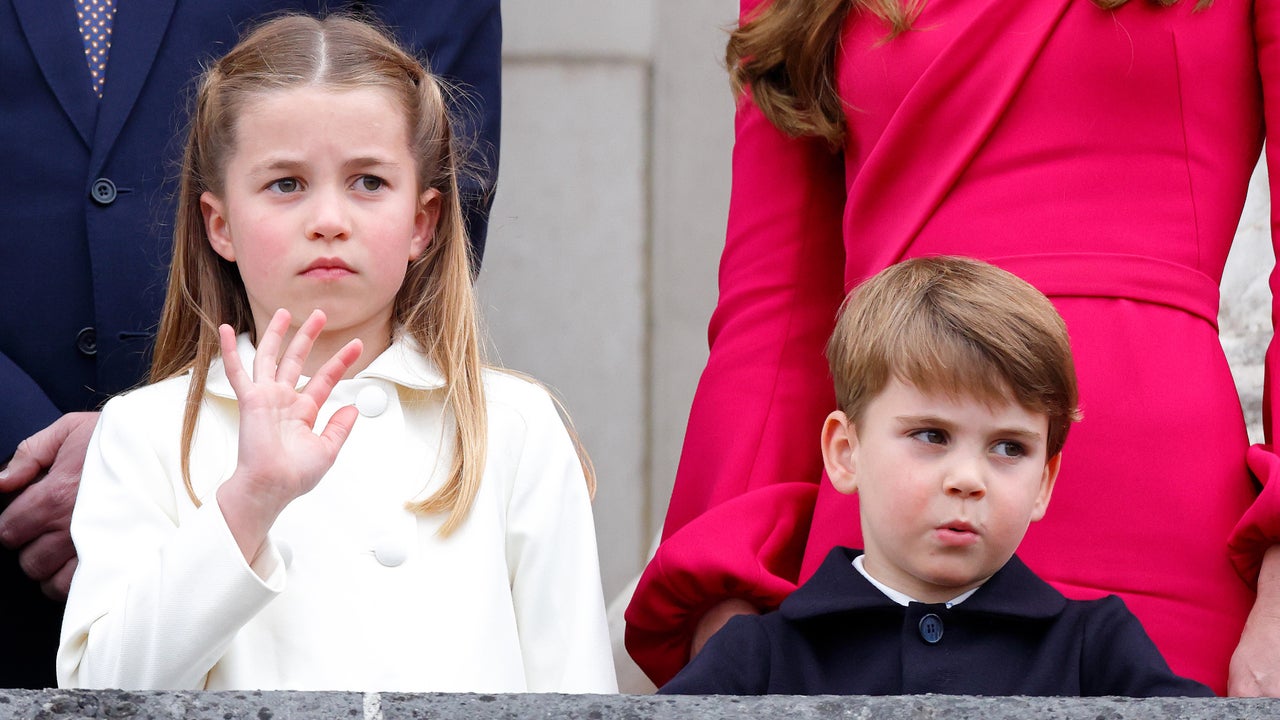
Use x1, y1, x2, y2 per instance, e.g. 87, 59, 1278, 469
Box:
201, 191, 236, 262
409, 188, 442, 261
1029, 452, 1062, 522
822, 411, 859, 495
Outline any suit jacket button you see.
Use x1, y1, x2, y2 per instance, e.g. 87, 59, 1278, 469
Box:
919, 613, 944, 644
76, 327, 97, 356
90, 178, 117, 205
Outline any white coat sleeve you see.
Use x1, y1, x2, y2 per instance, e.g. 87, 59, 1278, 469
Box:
502, 385, 617, 692
56, 394, 285, 689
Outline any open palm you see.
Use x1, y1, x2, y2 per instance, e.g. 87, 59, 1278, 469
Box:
220, 309, 362, 513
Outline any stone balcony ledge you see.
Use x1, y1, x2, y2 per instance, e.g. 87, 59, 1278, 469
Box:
1, 690, 1276, 720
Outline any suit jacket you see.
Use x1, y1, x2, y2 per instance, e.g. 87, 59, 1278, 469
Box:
660, 547, 1214, 697
0, 0, 500, 688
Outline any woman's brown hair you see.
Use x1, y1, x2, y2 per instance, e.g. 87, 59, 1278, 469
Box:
727, 0, 1212, 149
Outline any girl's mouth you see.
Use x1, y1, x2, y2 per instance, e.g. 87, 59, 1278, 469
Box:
301, 257, 355, 278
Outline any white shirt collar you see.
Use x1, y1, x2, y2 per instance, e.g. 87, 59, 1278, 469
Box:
852, 554, 980, 609
205, 330, 447, 399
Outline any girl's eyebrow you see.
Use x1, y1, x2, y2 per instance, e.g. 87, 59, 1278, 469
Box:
343, 156, 405, 173
249, 156, 403, 173
251, 158, 305, 174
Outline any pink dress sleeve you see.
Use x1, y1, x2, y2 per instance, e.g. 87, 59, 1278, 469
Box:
623, 8, 848, 683
1229, 0, 1280, 586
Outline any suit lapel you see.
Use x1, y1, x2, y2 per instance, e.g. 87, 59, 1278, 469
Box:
88, 0, 178, 174
13, 0, 97, 147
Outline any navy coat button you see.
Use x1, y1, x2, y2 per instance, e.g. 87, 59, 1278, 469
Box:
919, 613, 944, 644
75, 327, 97, 356
90, 178, 117, 205
74, 327, 97, 356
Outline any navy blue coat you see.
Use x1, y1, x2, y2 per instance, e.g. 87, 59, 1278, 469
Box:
0, 0, 500, 688
661, 547, 1213, 697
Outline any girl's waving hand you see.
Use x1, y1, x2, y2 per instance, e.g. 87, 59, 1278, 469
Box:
216, 308, 362, 564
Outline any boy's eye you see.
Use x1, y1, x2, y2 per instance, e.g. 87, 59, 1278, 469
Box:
269, 178, 300, 193
357, 175, 384, 192
910, 429, 947, 445
992, 441, 1025, 458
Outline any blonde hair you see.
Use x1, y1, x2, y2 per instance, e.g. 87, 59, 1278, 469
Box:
827, 256, 1081, 457
151, 14, 579, 535
727, 0, 1213, 148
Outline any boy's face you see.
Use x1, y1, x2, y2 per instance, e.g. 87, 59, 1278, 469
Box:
821, 378, 1060, 603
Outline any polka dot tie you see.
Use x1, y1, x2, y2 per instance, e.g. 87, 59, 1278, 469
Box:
76, 0, 116, 98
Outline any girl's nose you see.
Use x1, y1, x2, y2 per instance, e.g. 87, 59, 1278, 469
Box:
306, 187, 351, 241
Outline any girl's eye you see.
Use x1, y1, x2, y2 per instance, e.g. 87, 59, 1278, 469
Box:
269, 178, 300, 193
357, 175, 385, 192
910, 429, 947, 445
992, 441, 1026, 458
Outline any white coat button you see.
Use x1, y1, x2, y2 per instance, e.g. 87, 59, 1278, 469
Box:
355, 386, 388, 417
373, 536, 407, 567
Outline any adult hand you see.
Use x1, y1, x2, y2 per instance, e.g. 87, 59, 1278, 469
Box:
690, 597, 759, 660
1230, 545, 1280, 696
0, 411, 99, 599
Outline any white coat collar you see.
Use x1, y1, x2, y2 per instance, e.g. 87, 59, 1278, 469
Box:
205, 331, 448, 399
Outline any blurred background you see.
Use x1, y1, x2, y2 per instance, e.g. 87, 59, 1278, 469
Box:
474, 0, 1275, 615
476, 1, 738, 603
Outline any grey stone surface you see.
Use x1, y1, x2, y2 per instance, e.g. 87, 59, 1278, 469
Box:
478, 59, 650, 599
503, 1, 652, 59
1221, 158, 1274, 445
0, 690, 1275, 720
648, 0, 739, 541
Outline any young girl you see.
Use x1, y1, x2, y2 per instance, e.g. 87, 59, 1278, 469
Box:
56, 14, 616, 693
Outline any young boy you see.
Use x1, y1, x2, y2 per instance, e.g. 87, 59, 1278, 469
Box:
660, 256, 1211, 697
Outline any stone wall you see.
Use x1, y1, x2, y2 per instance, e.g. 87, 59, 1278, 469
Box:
1, 689, 1275, 720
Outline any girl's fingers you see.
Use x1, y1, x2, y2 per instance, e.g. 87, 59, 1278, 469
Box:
276, 309, 327, 387
253, 309, 292, 381
301, 338, 363, 407
317, 405, 360, 459
219, 324, 252, 395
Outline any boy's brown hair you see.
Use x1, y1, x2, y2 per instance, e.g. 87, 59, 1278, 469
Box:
827, 256, 1081, 457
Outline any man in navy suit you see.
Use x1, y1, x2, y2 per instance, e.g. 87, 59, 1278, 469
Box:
0, 0, 501, 688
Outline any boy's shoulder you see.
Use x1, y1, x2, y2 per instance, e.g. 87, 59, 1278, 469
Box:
778, 546, 904, 620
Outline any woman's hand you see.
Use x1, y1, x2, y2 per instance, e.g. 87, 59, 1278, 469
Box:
215, 308, 362, 564
690, 597, 760, 660
1230, 545, 1280, 696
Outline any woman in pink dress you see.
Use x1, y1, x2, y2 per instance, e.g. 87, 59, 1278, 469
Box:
626, 0, 1280, 696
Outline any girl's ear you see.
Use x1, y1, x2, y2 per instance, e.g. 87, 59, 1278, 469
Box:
201, 191, 236, 262
409, 188, 443, 261
1029, 452, 1062, 523
822, 411, 859, 495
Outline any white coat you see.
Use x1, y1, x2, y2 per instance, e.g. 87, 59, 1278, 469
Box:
57, 335, 617, 692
